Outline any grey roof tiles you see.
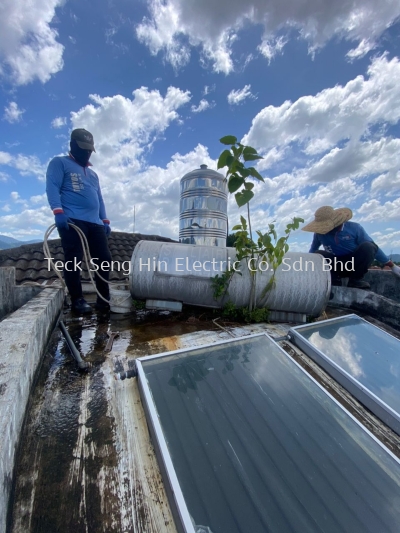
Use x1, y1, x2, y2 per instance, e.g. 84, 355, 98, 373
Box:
0, 232, 176, 284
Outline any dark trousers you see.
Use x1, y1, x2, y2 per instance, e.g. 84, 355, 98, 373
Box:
58, 219, 112, 302
315, 242, 377, 281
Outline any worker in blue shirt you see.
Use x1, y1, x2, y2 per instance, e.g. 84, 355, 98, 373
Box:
302, 206, 400, 289
46, 128, 112, 313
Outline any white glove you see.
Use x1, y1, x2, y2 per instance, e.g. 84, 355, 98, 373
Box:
391, 265, 400, 278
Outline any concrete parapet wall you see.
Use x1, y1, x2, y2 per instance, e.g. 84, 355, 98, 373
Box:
365, 270, 400, 303
0, 288, 64, 533
0, 267, 43, 320
329, 286, 400, 331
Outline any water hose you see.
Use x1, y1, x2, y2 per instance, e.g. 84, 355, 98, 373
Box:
43, 223, 111, 303
59, 320, 90, 371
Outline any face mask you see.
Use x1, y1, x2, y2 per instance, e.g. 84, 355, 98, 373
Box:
70, 139, 92, 167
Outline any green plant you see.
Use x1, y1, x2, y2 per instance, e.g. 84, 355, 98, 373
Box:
214, 134, 304, 312
226, 233, 238, 247
133, 299, 146, 310
221, 301, 270, 323
210, 269, 236, 300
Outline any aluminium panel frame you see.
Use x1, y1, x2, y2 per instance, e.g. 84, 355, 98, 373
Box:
288, 314, 400, 435
136, 330, 400, 533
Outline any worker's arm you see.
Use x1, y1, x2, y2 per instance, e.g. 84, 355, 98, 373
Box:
309, 233, 321, 253
46, 157, 64, 211
46, 158, 69, 231
356, 225, 390, 264
97, 180, 111, 235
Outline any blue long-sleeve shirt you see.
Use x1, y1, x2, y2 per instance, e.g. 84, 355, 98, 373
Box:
309, 221, 389, 264
46, 156, 107, 225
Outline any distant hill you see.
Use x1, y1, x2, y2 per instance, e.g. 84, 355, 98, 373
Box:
391, 254, 400, 262
0, 234, 42, 250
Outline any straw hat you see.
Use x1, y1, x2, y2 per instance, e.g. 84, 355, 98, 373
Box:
302, 206, 353, 234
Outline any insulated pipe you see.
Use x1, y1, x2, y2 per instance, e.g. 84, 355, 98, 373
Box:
59, 321, 90, 371
130, 241, 331, 317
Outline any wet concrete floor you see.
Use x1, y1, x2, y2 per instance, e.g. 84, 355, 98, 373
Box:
8, 306, 218, 533
8, 304, 400, 532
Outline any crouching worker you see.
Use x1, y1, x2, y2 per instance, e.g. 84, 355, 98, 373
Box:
46, 128, 112, 313
302, 206, 400, 289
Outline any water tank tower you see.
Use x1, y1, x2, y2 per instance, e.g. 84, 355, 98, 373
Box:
179, 164, 228, 247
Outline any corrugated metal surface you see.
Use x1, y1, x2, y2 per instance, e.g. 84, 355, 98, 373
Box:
131, 241, 330, 316
139, 334, 400, 533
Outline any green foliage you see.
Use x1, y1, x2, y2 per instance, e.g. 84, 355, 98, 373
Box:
216, 134, 304, 318
133, 299, 146, 310
221, 301, 270, 323
217, 137, 263, 211
210, 269, 235, 300
226, 233, 238, 247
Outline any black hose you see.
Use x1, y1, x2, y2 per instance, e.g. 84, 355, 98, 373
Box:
59, 320, 90, 371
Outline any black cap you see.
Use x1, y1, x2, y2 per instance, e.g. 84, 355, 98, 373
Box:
70, 128, 95, 151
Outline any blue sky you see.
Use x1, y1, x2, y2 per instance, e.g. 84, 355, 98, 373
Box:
1, 0, 400, 255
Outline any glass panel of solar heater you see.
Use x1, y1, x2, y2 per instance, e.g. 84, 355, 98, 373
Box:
140, 334, 400, 533
292, 315, 400, 417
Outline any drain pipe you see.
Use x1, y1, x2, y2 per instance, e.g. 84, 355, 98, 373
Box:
115, 367, 137, 380
59, 321, 90, 371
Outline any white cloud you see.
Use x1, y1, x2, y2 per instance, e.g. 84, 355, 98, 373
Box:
0, 150, 46, 179
0, 206, 53, 234
0, 0, 64, 85
370, 230, 400, 252
191, 99, 214, 113
1, 205, 11, 212
258, 36, 287, 64
71, 86, 191, 148
3, 101, 25, 123
227, 84, 255, 105
30, 193, 47, 204
0, 171, 10, 182
203, 84, 216, 96
306, 138, 400, 183
357, 198, 400, 223
256, 147, 285, 171
244, 55, 400, 153
371, 170, 400, 197
51, 116, 67, 128
136, 0, 400, 73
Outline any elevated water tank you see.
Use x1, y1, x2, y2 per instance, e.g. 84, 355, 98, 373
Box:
179, 164, 228, 247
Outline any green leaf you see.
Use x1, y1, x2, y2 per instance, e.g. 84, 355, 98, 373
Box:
243, 146, 258, 156
235, 189, 254, 207
232, 145, 243, 158
220, 135, 237, 145
248, 167, 264, 181
240, 215, 247, 230
237, 166, 250, 178
217, 149, 233, 169
232, 224, 242, 230
244, 182, 254, 190
228, 175, 245, 193
243, 153, 263, 162
262, 234, 272, 247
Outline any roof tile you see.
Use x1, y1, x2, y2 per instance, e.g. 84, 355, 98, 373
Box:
0, 232, 176, 284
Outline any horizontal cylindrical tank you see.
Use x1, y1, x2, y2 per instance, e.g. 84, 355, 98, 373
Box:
179, 164, 228, 247
130, 241, 330, 317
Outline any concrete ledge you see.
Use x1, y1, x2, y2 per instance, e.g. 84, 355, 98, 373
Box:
0, 267, 44, 320
364, 270, 400, 303
329, 286, 400, 331
0, 288, 64, 533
